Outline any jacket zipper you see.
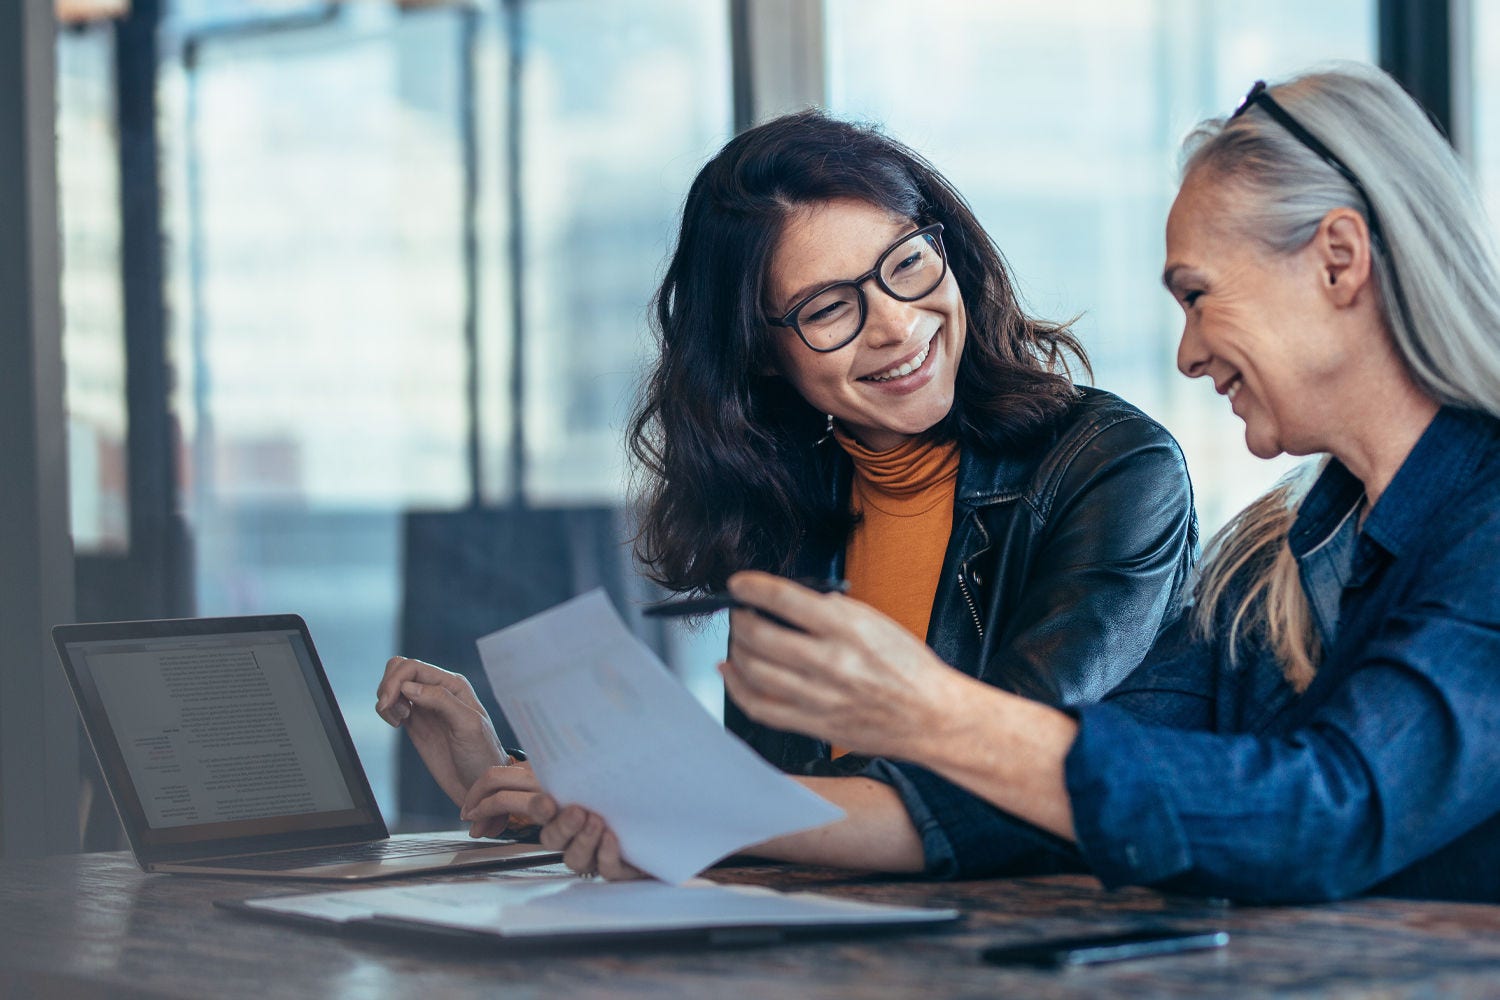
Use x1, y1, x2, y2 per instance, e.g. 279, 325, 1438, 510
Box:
957, 565, 984, 639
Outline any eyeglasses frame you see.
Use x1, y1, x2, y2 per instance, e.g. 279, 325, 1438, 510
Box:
1230, 79, 1419, 341
1231, 80, 1385, 247
765, 223, 948, 353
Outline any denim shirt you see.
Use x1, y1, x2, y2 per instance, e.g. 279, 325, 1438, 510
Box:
870, 406, 1500, 903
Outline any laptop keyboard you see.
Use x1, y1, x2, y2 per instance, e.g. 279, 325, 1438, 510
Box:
203, 837, 500, 872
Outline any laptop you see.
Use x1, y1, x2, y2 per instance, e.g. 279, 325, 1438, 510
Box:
52, 614, 560, 880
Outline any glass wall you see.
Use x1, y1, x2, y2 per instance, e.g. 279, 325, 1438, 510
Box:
57, 22, 130, 554
519, 2, 732, 503
827, 0, 1376, 534
1474, 1, 1500, 225
152, 0, 731, 820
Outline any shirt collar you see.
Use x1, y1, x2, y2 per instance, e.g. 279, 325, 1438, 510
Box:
1290, 407, 1495, 560
1288, 460, 1363, 559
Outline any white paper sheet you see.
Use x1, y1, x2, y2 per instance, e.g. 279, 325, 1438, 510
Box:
241, 878, 958, 937
238, 876, 571, 923
476, 590, 844, 883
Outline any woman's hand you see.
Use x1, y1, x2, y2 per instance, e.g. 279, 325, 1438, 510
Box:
721, 571, 964, 760
528, 796, 645, 880
463, 768, 644, 878
457, 761, 544, 838
727, 572, 1081, 842
375, 657, 508, 806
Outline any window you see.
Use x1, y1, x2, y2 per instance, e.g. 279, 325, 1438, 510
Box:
827, 0, 1376, 533
1473, 1, 1500, 226
149, 0, 730, 819
519, 1, 733, 503
58, 22, 130, 553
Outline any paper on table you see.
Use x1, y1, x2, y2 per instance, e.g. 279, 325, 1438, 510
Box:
477, 589, 844, 883
239, 876, 576, 924
240, 878, 959, 937
395, 880, 958, 936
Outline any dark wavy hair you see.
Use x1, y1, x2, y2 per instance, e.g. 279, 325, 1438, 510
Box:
629, 110, 1088, 593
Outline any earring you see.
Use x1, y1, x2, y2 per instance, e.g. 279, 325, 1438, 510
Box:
816, 414, 834, 446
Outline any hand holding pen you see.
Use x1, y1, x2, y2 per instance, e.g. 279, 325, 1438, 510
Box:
641, 577, 848, 620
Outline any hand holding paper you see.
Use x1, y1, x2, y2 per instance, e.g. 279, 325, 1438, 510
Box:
477, 590, 843, 883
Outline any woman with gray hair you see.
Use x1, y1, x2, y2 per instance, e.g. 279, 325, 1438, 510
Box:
486, 63, 1500, 902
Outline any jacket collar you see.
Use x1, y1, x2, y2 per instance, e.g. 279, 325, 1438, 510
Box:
823, 428, 1030, 508
950, 386, 1099, 507
954, 442, 1034, 506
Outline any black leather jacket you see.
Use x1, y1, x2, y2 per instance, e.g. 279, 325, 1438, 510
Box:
726, 386, 1199, 775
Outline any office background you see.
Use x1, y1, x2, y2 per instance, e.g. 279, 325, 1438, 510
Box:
0, 0, 1484, 858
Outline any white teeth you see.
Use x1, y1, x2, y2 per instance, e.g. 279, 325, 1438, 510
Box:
868, 343, 930, 382
1226, 378, 1241, 400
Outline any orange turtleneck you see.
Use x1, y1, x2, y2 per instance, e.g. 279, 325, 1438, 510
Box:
827, 429, 958, 757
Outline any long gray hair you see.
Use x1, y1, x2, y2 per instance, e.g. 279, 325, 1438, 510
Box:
1183, 63, 1500, 686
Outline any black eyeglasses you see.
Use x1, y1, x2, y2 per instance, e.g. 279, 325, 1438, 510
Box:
1231, 80, 1385, 248
766, 223, 947, 353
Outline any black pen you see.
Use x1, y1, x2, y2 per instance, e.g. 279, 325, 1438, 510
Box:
641, 577, 848, 618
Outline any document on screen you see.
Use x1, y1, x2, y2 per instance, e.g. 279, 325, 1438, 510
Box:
86, 634, 353, 827
477, 590, 844, 884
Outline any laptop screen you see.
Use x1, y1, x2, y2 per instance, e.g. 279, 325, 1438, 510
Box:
54, 616, 386, 861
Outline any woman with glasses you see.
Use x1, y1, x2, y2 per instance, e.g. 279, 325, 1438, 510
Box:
376, 110, 1196, 849
520, 63, 1500, 901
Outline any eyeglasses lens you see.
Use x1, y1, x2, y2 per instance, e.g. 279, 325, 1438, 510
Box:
794, 231, 945, 350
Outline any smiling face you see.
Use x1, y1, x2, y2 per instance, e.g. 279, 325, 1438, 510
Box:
765, 198, 967, 452
1164, 171, 1353, 460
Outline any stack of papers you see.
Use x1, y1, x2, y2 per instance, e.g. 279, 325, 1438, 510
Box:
227, 875, 958, 943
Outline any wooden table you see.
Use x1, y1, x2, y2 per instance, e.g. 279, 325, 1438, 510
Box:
2, 850, 1498, 998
